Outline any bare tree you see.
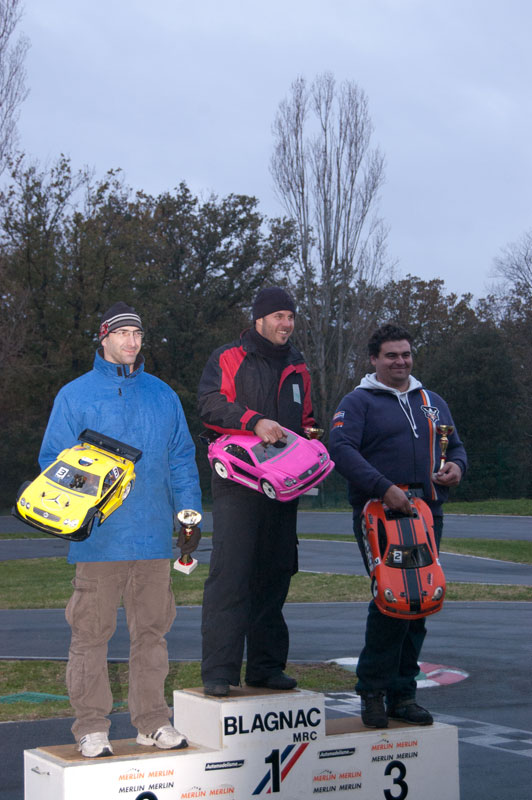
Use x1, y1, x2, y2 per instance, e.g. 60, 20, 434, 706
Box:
0, 0, 29, 171
271, 72, 390, 428
493, 229, 532, 295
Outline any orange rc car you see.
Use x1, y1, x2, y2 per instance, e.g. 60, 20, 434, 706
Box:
361, 486, 446, 619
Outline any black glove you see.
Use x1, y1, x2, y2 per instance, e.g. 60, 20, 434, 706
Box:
177, 525, 201, 556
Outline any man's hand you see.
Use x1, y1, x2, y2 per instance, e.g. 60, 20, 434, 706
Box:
254, 418, 286, 444
177, 525, 201, 555
433, 461, 462, 487
382, 485, 413, 515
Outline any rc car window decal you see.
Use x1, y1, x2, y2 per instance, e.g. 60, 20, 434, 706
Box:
45, 462, 99, 496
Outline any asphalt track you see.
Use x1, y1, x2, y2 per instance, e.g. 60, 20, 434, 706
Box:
2, 510, 532, 539
2, 535, 532, 586
1, 514, 531, 799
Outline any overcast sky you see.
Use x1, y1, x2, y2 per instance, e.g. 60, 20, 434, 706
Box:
14, 0, 532, 297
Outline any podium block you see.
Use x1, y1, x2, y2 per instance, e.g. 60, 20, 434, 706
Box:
173, 686, 325, 751
25, 686, 460, 799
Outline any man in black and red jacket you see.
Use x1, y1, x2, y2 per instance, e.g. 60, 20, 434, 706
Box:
198, 286, 317, 697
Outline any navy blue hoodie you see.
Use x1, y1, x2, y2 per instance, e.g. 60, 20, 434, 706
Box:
329, 374, 467, 516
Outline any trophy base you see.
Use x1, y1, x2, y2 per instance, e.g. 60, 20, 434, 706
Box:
173, 556, 198, 574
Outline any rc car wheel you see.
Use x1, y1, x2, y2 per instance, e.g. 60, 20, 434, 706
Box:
70, 509, 98, 541
214, 459, 229, 479
16, 481, 31, 501
371, 578, 378, 598
261, 480, 277, 500
122, 480, 133, 500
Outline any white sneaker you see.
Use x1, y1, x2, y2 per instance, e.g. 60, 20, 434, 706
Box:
78, 732, 113, 758
136, 725, 188, 750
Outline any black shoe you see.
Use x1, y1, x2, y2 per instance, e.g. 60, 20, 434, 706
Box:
388, 700, 433, 725
247, 672, 297, 690
359, 691, 388, 728
203, 680, 230, 697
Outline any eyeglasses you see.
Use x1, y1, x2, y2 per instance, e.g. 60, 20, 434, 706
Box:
111, 329, 144, 340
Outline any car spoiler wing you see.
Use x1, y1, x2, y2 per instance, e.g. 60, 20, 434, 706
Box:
79, 429, 143, 463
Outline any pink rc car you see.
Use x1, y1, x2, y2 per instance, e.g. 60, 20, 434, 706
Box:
207, 428, 334, 501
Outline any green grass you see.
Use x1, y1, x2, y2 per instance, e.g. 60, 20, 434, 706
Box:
0, 559, 209, 609
1, 536, 531, 610
445, 498, 532, 515
0, 558, 76, 608
441, 538, 532, 563
0, 659, 352, 722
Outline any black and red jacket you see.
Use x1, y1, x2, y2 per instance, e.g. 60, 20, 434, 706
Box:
198, 329, 316, 436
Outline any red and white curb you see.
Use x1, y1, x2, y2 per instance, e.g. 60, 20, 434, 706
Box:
328, 657, 469, 687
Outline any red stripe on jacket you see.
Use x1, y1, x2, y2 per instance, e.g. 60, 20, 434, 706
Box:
219, 347, 246, 403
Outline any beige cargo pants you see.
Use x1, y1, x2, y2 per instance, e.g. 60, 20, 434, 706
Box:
65, 559, 176, 740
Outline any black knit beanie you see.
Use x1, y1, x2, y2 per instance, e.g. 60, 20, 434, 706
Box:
99, 302, 143, 341
252, 287, 296, 321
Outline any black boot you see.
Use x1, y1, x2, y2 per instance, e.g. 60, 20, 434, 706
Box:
387, 699, 433, 725
358, 690, 388, 728
246, 672, 297, 690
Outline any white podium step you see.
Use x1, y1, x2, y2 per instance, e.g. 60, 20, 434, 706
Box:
25, 686, 460, 799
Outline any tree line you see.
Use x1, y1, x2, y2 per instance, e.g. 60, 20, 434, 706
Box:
0, 152, 530, 507
0, 40, 529, 507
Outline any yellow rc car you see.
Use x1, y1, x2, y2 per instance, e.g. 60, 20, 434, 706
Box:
12, 430, 142, 541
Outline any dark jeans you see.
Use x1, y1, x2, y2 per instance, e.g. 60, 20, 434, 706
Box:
201, 477, 298, 685
353, 513, 443, 705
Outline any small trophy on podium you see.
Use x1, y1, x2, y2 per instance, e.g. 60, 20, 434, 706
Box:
303, 427, 324, 440
436, 425, 455, 471
173, 509, 202, 574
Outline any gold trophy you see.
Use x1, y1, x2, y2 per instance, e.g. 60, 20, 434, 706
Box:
173, 509, 202, 574
436, 425, 455, 471
303, 427, 324, 440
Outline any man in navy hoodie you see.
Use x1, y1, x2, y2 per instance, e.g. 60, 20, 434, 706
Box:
329, 323, 467, 728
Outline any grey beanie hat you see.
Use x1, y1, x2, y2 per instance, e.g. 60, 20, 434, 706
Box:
99, 302, 143, 341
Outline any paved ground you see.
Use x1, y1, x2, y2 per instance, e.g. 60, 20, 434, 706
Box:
2, 510, 532, 539
2, 535, 532, 587
1, 515, 531, 799
1, 601, 531, 799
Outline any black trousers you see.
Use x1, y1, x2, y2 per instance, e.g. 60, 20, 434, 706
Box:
201, 477, 298, 685
353, 513, 444, 704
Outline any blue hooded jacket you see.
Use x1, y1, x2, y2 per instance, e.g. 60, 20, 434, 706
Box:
39, 350, 202, 563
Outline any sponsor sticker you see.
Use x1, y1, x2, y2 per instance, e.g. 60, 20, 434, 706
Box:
205, 761, 244, 772
318, 748, 356, 759
421, 405, 440, 422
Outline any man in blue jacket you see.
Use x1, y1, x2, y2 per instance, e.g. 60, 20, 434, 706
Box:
39, 302, 202, 757
329, 323, 466, 729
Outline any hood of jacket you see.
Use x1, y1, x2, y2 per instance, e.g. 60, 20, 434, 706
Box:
357, 373, 424, 438
357, 372, 423, 394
